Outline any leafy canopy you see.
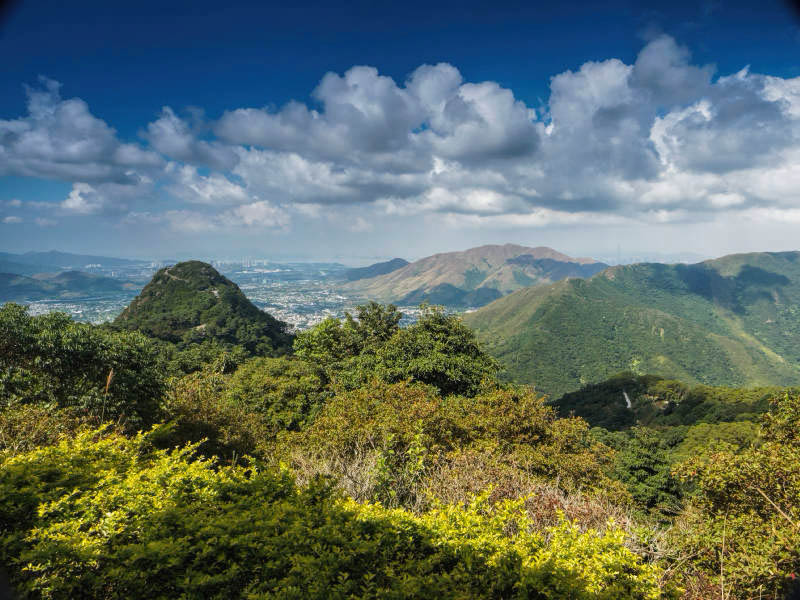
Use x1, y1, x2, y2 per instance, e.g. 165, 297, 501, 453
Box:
295, 303, 500, 396
0, 303, 164, 429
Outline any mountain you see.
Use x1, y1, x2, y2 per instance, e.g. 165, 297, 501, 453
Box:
343, 258, 409, 282
0, 250, 143, 269
0, 271, 139, 302
464, 251, 800, 397
0, 258, 61, 276
344, 244, 606, 307
113, 261, 293, 355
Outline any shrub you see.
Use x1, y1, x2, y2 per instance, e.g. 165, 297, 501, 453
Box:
0, 428, 670, 600
284, 381, 625, 510
672, 392, 800, 598
225, 356, 329, 432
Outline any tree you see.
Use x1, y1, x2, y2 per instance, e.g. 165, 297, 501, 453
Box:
376, 305, 500, 396
0, 303, 165, 429
295, 304, 499, 397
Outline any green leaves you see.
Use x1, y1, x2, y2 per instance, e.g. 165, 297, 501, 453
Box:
295, 303, 499, 397
673, 392, 800, 597
0, 303, 165, 429
0, 429, 668, 599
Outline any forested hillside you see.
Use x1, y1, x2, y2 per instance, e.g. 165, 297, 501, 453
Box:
113, 261, 293, 356
2, 294, 799, 599
465, 252, 800, 397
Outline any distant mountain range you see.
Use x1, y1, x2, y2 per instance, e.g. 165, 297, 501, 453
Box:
464, 251, 800, 397
343, 258, 409, 282
0, 250, 144, 270
345, 244, 606, 307
0, 271, 140, 302
113, 261, 293, 355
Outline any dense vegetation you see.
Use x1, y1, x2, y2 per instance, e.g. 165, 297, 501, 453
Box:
113, 261, 293, 357
2, 287, 800, 598
556, 372, 779, 431
465, 251, 800, 397
0, 303, 164, 429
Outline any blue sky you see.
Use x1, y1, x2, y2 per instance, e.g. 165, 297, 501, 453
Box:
1, 0, 800, 261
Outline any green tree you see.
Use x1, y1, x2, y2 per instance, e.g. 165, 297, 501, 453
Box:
611, 426, 682, 514
376, 305, 500, 396
295, 304, 499, 397
0, 303, 165, 429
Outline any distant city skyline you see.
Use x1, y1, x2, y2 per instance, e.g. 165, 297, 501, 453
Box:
2, 0, 800, 260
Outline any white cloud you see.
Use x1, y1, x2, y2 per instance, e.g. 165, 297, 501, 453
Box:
0, 77, 162, 183
348, 216, 372, 232
166, 164, 250, 205
34, 217, 57, 227
220, 200, 289, 228
5, 36, 800, 235
145, 107, 238, 170
2, 216, 22, 224
59, 178, 153, 215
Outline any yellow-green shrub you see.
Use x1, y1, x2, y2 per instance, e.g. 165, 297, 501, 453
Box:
0, 428, 669, 600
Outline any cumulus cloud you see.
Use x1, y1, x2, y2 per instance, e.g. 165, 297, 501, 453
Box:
59, 178, 153, 216
165, 164, 250, 205
4, 36, 800, 233
145, 107, 238, 170
0, 77, 162, 183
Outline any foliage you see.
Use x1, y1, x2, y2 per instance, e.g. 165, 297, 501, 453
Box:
0, 429, 669, 600
465, 252, 800, 397
555, 372, 778, 432
606, 427, 682, 514
157, 356, 327, 461
113, 261, 293, 357
671, 420, 759, 462
0, 303, 165, 429
295, 303, 499, 396
283, 380, 624, 510
225, 356, 329, 431
0, 404, 87, 457
673, 392, 800, 598
156, 367, 272, 462
155, 338, 250, 376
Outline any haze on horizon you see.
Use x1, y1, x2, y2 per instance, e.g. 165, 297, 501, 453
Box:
1, 0, 800, 262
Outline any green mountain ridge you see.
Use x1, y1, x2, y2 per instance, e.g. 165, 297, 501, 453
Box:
113, 261, 293, 355
464, 251, 800, 397
553, 371, 783, 431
